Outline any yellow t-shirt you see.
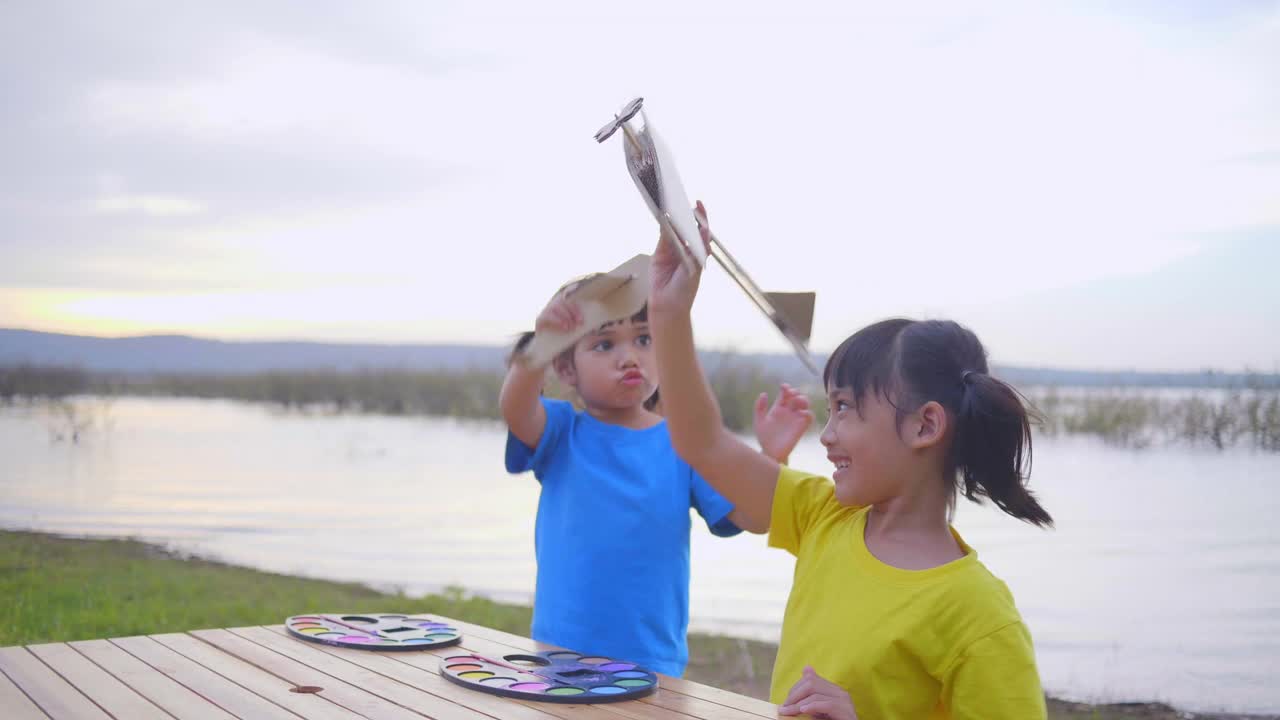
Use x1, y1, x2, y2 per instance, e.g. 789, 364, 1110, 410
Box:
768, 466, 1046, 720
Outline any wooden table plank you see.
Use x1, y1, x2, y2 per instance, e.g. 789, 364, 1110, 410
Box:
576, 692, 707, 720
261, 624, 756, 720
426, 616, 778, 720
411, 617, 776, 720
70, 639, 239, 720
26, 643, 173, 720
111, 635, 303, 720
308, 628, 671, 720
640, 690, 767, 720
342, 631, 707, 720
258, 626, 587, 720
191, 629, 424, 720
3, 618, 775, 720
227, 626, 490, 720
0, 664, 53, 720
151, 633, 364, 720
0, 646, 112, 719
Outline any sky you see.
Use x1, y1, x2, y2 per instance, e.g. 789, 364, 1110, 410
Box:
1, 0, 1277, 371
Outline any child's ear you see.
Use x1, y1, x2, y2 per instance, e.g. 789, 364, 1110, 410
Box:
909, 401, 948, 450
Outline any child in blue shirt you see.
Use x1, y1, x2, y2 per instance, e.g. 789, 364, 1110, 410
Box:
501, 270, 810, 676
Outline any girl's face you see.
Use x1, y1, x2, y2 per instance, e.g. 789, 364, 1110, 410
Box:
557, 317, 657, 411
819, 385, 916, 507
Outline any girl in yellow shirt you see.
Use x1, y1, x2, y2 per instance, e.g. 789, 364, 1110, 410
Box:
647, 203, 1054, 720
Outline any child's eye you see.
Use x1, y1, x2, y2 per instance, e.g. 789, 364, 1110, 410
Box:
636, 334, 652, 347
832, 400, 851, 415
592, 340, 613, 352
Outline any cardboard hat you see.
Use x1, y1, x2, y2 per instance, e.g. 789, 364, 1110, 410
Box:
519, 253, 651, 369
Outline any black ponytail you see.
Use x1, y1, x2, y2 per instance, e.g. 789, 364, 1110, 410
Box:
824, 319, 1053, 528
954, 371, 1052, 527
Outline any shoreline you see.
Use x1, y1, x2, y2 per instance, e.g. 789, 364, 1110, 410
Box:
1, 529, 1275, 719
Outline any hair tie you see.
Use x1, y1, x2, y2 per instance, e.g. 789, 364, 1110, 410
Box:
961, 370, 978, 384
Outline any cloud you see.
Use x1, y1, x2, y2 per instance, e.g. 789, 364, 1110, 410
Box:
93, 194, 205, 217
1, 0, 1277, 369
952, 227, 1280, 370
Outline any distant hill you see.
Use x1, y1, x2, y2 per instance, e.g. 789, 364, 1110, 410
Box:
0, 328, 507, 374
2, 328, 1276, 388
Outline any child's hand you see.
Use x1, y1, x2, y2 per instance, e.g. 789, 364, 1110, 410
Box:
755, 383, 814, 465
778, 666, 858, 720
650, 200, 712, 315
535, 294, 583, 335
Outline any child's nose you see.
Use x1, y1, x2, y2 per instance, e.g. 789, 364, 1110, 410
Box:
819, 419, 836, 447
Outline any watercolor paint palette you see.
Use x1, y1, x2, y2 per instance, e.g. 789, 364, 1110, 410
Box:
441, 650, 658, 703
285, 614, 462, 651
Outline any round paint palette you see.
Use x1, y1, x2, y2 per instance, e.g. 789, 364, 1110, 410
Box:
440, 650, 658, 703
285, 614, 462, 651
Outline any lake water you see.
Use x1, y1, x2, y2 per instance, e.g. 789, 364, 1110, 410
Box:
1, 397, 1277, 715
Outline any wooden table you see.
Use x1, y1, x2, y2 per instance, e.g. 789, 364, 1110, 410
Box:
0, 615, 780, 720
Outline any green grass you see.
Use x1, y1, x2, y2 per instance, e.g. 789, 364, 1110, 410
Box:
0, 530, 531, 646
4, 530, 1265, 719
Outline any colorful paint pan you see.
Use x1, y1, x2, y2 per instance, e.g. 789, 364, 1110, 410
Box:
285, 613, 462, 651
440, 650, 658, 704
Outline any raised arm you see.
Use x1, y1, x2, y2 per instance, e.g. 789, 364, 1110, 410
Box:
499, 297, 582, 448
648, 204, 781, 534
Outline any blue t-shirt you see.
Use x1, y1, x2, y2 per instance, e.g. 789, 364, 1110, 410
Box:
505, 398, 741, 676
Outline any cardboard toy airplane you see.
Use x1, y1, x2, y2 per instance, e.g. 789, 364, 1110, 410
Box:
594, 97, 819, 377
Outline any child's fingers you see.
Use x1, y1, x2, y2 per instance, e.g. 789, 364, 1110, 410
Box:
780, 674, 816, 708
779, 684, 840, 718
552, 306, 572, 330
780, 388, 803, 409
694, 200, 712, 253
653, 226, 680, 272
780, 682, 807, 709
790, 696, 843, 720
773, 386, 793, 409
782, 669, 856, 720
805, 671, 853, 711
809, 673, 841, 694
781, 390, 809, 413
754, 392, 770, 424
804, 666, 838, 688
536, 308, 561, 332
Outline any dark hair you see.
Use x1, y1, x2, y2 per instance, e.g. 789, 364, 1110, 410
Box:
823, 318, 1052, 527
508, 330, 537, 367
644, 387, 661, 412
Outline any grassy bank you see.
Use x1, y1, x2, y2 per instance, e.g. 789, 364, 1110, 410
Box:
1027, 387, 1280, 451
1, 530, 1269, 719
